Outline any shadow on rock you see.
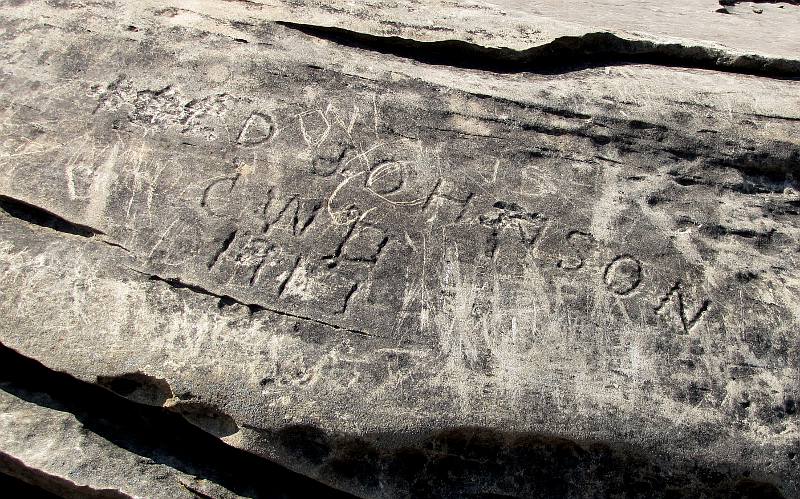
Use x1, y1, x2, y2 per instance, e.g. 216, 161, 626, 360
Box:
0, 343, 789, 498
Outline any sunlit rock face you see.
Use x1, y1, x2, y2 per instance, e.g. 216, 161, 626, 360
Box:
0, 1, 798, 497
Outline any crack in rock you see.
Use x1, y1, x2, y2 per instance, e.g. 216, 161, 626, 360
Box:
125, 267, 378, 339
278, 21, 800, 78
0, 342, 355, 499
0, 194, 104, 238
0, 194, 130, 252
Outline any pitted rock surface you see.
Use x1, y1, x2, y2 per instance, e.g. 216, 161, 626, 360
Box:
0, 1, 798, 497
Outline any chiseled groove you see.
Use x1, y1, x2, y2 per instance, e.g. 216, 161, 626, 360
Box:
0, 342, 355, 499
126, 267, 377, 338
277, 21, 800, 79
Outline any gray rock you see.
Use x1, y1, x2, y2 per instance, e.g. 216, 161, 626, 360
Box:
0, 345, 354, 497
0, 0, 798, 497
0, 388, 241, 499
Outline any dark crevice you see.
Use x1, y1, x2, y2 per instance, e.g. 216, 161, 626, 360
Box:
720, 0, 800, 4
0, 194, 103, 238
277, 21, 800, 79
0, 194, 131, 252
0, 454, 128, 499
0, 342, 355, 499
126, 267, 377, 338
4, 452, 132, 499
0, 470, 62, 499
99, 239, 131, 252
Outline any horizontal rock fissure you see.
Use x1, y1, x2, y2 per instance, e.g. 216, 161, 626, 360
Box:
720, 0, 800, 5
0, 194, 131, 252
278, 21, 800, 79
126, 267, 377, 338
0, 453, 128, 499
0, 342, 355, 499
0, 470, 61, 499
0, 194, 103, 238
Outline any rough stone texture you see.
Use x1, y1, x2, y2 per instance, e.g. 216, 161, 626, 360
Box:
0, 344, 352, 498
0, 389, 241, 499
0, 0, 798, 497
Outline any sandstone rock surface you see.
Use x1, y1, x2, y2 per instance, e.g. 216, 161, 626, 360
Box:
0, 0, 798, 497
